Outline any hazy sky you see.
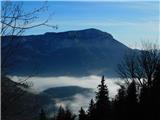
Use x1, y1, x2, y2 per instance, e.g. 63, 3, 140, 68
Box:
5, 1, 160, 48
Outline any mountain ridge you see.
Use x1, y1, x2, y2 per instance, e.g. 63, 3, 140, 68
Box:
2, 28, 132, 77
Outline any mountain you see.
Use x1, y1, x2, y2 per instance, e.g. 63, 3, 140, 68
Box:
2, 28, 132, 77
41, 86, 93, 99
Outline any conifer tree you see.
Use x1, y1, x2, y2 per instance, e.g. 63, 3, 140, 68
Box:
55, 106, 76, 120
79, 107, 87, 120
65, 107, 76, 120
114, 85, 126, 120
56, 106, 65, 120
151, 64, 160, 120
126, 80, 137, 105
152, 64, 160, 95
87, 99, 95, 120
39, 109, 47, 120
126, 80, 138, 119
95, 76, 111, 120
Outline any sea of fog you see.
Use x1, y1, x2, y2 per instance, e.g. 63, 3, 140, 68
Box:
10, 75, 122, 113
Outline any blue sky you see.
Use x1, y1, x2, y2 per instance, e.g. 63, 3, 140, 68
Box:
5, 1, 160, 48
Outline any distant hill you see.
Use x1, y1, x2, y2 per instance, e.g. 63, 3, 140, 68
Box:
2, 28, 132, 77
2, 77, 93, 120
1, 77, 52, 120
41, 86, 93, 99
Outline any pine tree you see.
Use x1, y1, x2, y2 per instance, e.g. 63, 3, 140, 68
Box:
65, 107, 76, 120
79, 107, 87, 120
114, 85, 127, 120
95, 76, 111, 120
126, 80, 138, 120
152, 64, 160, 95
56, 106, 65, 120
151, 64, 160, 120
55, 106, 76, 120
87, 99, 95, 120
39, 109, 47, 120
126, 80, 137, 105
138, 64, 160, 120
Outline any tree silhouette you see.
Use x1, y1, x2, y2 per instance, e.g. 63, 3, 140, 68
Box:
87, 99, 96, 120
117, 44, 160, 88
1, 1, 56, 76
1, 2, 56, 119
139, 63, 160, 120
54, 106, 76, 120
56, 106, 65, 120
113, 85, 127, 120
78, 107, 87, 120
117, 43, 160, 120
39, 109, 47, 120
26, 68, 160, 120
126, 80, 138, 120
152, 64, 160, 119
65, 107, 76, 120
95, 76, 111, 120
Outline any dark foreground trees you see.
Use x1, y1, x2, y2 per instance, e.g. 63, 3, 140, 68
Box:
8, 63, 158, 120
116, 44, 160, 120
36, 46, 160, 120
53, 106, 76, 120
5, 62, 160, 120
95, 76, 111, 120
39, 109, 47, 120
79, 107, 87, 120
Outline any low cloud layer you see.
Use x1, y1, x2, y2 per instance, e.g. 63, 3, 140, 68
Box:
11, 75, 120, 96
11, 75, 121, 113
54, 92, 95, 113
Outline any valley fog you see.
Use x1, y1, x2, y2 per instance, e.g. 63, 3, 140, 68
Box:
11, 75, 120, 96
11, 75, 121, 113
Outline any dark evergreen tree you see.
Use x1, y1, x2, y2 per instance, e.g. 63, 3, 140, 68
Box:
55, 106, 76, 120
52, 62, 160, 120
126, 80, 137, 105
56, 106, 65, 120
113, 85, 127, 120
87, 99, 96, 120
95, 76, 111, 120
139, 63, 160, 120
126, 80, 138, 120
79, 107, 87, 120
152, 64, 160, 99
65, 107, 76, 120
116, 44, 160, 120
151, 64, 160, 120
39, 109, 47, 120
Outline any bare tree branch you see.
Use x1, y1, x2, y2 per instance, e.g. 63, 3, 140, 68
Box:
117, 43, 160, 88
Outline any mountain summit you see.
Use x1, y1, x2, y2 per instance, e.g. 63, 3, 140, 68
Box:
2, 28, 132, 77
